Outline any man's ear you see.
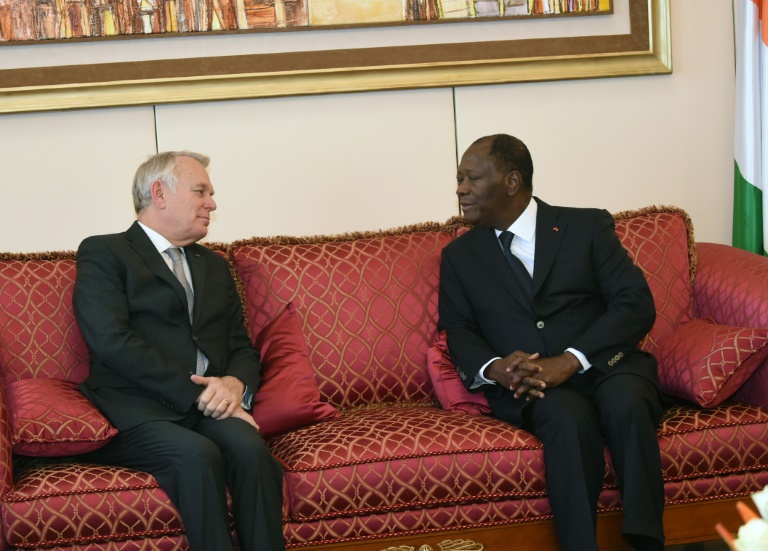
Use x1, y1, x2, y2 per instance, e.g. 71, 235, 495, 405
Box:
505, 170, 523, 196
149, 180, 166, 208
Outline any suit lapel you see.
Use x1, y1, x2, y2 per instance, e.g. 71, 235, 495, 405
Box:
532, 199, 565, 297
124, 222, 191, 319
470, 227, 535, 314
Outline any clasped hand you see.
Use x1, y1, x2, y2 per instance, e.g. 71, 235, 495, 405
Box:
190, 374, 259, 430
487, 351, 581, 401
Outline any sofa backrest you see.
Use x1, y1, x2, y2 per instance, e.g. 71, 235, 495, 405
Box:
230, 224, 454, 410
613, 207, 695, 357
0, 254, 90, 386
0, 208, 695, 409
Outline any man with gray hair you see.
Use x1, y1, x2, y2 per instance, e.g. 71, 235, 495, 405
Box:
73, 151, 284, 551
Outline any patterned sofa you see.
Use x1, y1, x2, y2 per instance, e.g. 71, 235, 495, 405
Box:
1, 206, 767, 551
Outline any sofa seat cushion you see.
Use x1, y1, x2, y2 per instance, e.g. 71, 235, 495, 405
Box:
271, 401, 768, 522
269, 405, 546, 520
657, 402, 768, 483
275, 401, 768, 547
1, 459, 185, 548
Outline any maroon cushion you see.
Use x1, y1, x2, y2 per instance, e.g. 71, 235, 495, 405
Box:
426, 330, 491, 415
7, 378, 117, 456
657, 318, 768, 407
252, 302, 339, 438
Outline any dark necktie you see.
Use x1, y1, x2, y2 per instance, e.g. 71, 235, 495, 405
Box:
498, 231, 533, 297
166, 247, 207, 376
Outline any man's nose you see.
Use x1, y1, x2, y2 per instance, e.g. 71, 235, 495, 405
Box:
207, 197, 217, 211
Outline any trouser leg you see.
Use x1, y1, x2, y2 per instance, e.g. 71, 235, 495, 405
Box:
523, 384, 605, 551
196, 416, 285, 551
593, 373, 665, 548
85, 419, 235, 551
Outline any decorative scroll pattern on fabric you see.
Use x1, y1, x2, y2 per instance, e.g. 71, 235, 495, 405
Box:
2, 460, 186, 548
7, 379, 117, 456
0, 257, 89, 385
268, 403, 768, 523
232, 232, 453, 408
613, 211, 694, 356
658, 403, 768, 480
695, 242, 768, 409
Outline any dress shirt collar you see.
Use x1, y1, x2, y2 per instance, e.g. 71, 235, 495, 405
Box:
137, 221, 180, 257
493, 198, 538, 242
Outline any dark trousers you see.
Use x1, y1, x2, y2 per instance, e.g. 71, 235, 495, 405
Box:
521, 372, 665, 551
87, 411, 285, 551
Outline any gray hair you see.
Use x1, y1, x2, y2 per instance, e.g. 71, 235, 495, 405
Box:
132, 151, 210, 214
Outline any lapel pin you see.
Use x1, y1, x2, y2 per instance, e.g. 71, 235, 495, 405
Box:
553, 227, 559, 232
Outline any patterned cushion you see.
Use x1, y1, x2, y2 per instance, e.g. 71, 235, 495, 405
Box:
7, 378, 117, 456
695, 242, 768, 409
613, 208, 695, 356
2, 459, 186, 548
231, 226, 453, 409
657, 318, 768, 407
252, 302, 339, 439
426, 330, 490, 415
0, 256, 90, 385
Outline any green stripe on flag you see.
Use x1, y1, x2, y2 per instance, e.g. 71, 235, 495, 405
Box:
733, 160, 765, 255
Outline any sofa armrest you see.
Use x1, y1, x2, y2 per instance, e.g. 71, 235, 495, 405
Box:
0, 384, 14, 550
695, 242, 768, 407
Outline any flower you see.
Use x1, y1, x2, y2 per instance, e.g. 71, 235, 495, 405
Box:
717, 487, 768, 551
753, 487, 768, 520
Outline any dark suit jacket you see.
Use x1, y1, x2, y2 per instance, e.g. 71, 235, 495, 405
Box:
73, 221, 262, 430
438, 198, 658, 425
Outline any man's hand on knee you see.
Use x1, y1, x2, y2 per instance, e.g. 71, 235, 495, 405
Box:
191, 374, 246, 420
488, 352, 546, 400
514, 353, 582, 398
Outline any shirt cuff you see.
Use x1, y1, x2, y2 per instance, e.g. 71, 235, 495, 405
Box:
471, 357, 501, 389
565, 348, 591, 373
241, 385, 254, 410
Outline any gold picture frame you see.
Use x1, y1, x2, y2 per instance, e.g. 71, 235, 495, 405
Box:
0, 0, 670, 114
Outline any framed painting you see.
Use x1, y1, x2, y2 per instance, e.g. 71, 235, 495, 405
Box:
0, 0, 670, 114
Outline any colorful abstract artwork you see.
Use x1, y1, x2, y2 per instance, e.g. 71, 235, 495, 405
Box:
0, 0, 611, 43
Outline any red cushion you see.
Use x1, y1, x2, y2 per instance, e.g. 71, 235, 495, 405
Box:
657, 318, 768, 407
253, 302, 339, 438
614, 211, 695, 357
7, 378, 117, 456
426, 330, 491, 415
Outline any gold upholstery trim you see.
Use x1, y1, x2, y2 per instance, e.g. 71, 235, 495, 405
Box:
0, 251, 77, 261
228, 220, 454, 249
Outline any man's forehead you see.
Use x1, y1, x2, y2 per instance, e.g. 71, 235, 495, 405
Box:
460, 149, 491, 169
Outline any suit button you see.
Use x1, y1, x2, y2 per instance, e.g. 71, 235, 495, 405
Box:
536, 321, 545, 329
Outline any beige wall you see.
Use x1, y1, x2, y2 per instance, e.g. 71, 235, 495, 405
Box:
0, 1, 734, 252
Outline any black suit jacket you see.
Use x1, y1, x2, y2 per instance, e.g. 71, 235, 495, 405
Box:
74, 221, 261, 430
438, 198, 658, 425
